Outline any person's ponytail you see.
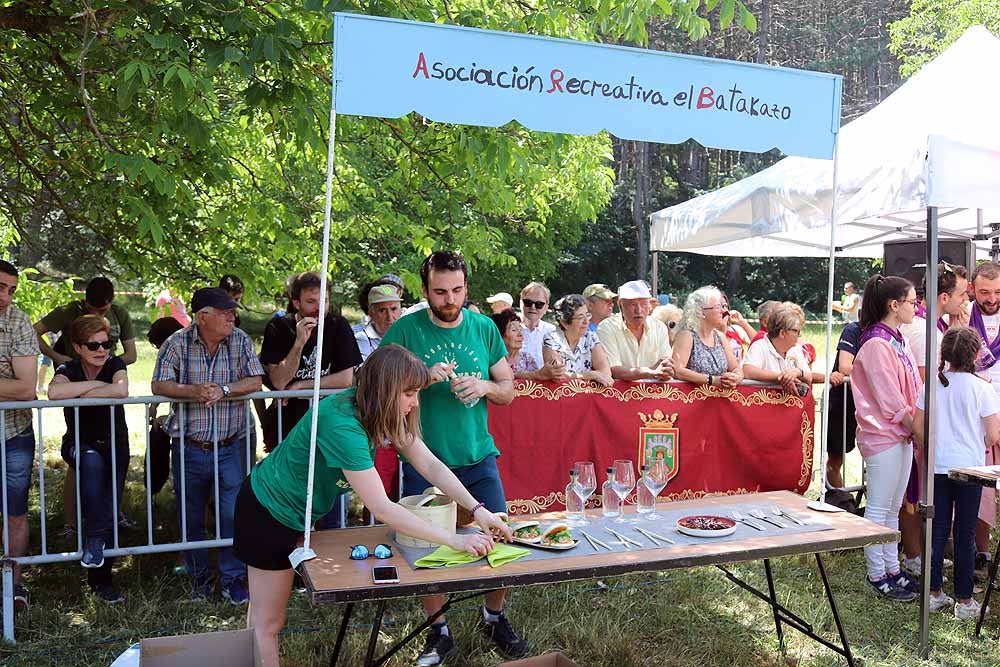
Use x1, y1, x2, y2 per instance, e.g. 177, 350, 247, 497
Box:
859, 274, 913, 330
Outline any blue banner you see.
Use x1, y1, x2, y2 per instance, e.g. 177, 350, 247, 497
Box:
333, 14, 841, 159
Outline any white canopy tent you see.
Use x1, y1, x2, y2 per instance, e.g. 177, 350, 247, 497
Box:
648, 25, 1000, 658
648, 26, 1000, 258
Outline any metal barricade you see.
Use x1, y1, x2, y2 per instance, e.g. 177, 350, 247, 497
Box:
0, 388, 354, 644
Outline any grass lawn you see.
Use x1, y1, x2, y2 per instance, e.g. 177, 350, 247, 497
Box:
7, 314, 999, 665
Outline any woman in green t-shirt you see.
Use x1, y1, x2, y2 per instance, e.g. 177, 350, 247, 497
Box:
233, 344, 512, 667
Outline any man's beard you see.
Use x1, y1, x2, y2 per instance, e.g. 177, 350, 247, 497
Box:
429, 302, 461, 323
978, 299, 1000, 316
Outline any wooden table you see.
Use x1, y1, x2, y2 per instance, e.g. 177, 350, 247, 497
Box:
948, 466, 1000, 637
303, 490, 895, 667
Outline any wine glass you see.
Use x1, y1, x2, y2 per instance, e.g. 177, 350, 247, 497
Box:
612, 459, 635, 523
642, 459, 669, 520
574, 462, 597, 523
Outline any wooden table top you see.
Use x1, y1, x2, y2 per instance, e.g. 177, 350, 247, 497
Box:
949, 466, 1000, 488
302, 490, 896, 604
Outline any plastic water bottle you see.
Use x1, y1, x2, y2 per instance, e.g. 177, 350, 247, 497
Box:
602, 467, 620, 517
637, 464, 655, 514
565, 470, 583, 519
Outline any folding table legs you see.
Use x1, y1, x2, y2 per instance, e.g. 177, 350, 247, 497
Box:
763, 559, 784, 652
328, 591, 486, 667
974, 537, 1000, 638
717, 555, 856, 667
330, 602, 354, 667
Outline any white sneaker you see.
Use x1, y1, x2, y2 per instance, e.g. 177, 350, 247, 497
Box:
902, 556, 921, 577
955, 599, 986, 621
929, 592, 954, 612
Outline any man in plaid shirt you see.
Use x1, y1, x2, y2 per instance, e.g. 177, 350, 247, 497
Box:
152, 287, 264, 605
0, 260, 39, 611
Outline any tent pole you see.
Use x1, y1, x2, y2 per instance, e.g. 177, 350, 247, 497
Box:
918, 206, 938, 659
651, 251, 659, 296
809, 137, 845, 513
289, 69, 339, 570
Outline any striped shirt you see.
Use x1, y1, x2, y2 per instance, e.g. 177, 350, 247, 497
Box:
0, 305, 39, 439
152, 325, 264, 442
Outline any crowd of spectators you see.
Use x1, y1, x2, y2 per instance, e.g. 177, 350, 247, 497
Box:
0, 259, 825, 610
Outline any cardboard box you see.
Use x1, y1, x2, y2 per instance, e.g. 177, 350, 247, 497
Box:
139, 628, 262, 667
499, 651, 580, 667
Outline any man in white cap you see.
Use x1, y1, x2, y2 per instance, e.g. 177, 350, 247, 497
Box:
354, 284, 403, 362
596, 280, 674, 381
486, 292, 514, 315
582, 283, 616, 332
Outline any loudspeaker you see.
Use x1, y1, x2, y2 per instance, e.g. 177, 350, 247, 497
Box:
883, 239, 975, 285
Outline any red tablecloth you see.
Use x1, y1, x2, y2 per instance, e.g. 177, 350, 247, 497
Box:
489, 380, 815, 514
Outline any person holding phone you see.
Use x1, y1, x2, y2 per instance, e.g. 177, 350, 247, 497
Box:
233, 344, 512, 667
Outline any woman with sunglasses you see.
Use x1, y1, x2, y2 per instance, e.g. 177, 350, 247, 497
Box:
671, 286, 742, 389
233, 344, 512, 667
48, 314, 129, 603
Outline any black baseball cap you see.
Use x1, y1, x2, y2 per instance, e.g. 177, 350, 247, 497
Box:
191, 287, 239, 312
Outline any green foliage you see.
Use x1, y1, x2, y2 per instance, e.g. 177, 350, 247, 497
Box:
13, 270, 78, 323
1, 0, 754, 305
889, 0, 1000, 77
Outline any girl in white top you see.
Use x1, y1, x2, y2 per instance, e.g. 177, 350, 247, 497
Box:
913, 326, 1000, 620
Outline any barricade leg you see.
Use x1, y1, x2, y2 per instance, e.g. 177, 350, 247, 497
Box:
2, 559, 13, 644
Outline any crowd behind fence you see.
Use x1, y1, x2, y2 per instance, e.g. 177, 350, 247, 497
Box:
0, 382, 864, 644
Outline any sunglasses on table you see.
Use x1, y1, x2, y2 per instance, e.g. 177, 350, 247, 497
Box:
350, 544, 393, 560
522, 299, 547, 309
83, 341, 113, 351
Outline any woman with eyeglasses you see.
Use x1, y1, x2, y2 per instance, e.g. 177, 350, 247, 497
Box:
670, 286, 742, 389
850, 274, 922, 602
233, 344, 512, 667
543, 294, 613, 387
742, 305, 812, 395
47, 314, 129, 604
716, 291, 756, 364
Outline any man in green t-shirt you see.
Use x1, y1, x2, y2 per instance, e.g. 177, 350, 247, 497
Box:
34, 277, 137, 366
381, 250, 526, 665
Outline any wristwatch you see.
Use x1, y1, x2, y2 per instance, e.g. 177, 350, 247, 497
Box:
221, 384, 231, 397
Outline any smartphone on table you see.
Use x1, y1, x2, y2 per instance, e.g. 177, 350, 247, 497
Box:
372, 566, 399, 584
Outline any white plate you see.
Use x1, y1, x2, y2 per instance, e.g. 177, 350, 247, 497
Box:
514, 537, 579, 550
675, 515, 738, 538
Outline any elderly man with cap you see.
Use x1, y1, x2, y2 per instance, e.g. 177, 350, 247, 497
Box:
151, 287, 265, 605
486, 292, 514, 315
596, 280, 674, 381
355, 284, 403, 362
583, 283, 616, 332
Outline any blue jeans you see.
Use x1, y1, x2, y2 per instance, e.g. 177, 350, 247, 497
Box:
69, 445, 129, 539
932, 473, 982, 599
171, 435, 246, 587
401, 455, 508, 515
4, 429, 35, 517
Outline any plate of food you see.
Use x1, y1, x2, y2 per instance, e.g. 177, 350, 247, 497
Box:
676, 515, 737, 538
516, 524, 578, 550
508, 521, 542, 544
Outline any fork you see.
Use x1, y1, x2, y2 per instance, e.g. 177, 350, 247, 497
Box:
749, 508, 787, 528
729, 509, 765, 531
772, 505, 804, 526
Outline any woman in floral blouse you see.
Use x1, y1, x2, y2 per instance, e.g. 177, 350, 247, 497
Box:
542, 294, 613, 387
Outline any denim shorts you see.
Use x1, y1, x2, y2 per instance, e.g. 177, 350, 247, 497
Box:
4, 430, 35, 517
401, 455, 507, 514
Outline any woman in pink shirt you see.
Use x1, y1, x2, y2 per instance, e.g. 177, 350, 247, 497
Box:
851, 274, 922, 601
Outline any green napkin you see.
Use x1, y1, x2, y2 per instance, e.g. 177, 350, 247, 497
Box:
485, 543, 531, 567
413, 543, 532, 569
414, 545, 483, 568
